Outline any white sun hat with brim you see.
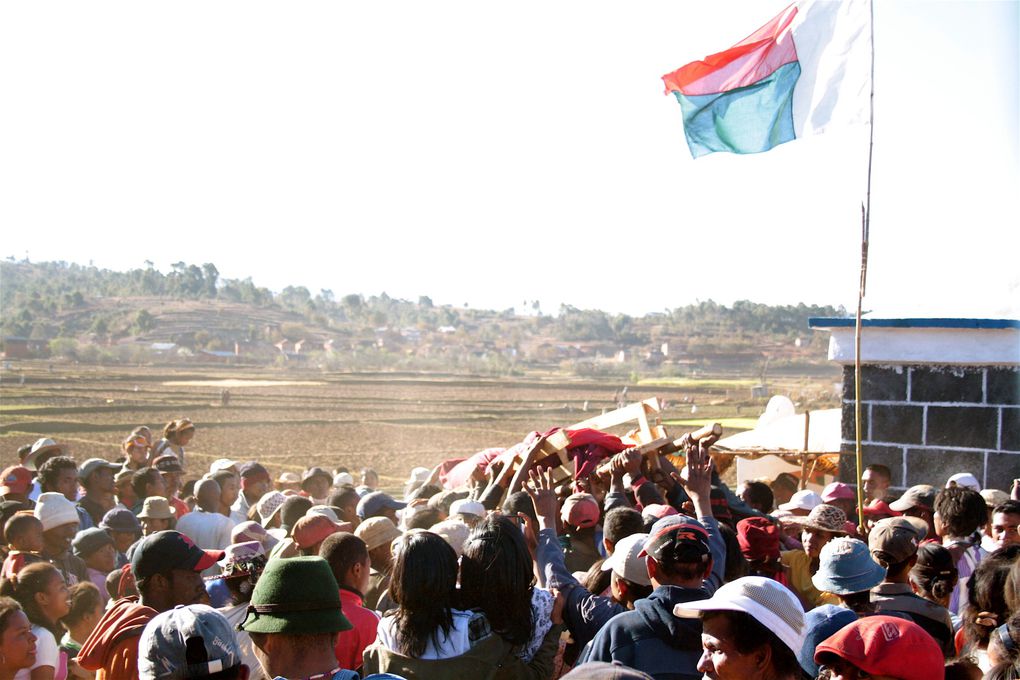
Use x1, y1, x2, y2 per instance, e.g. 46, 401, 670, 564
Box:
674, 575, 806, 657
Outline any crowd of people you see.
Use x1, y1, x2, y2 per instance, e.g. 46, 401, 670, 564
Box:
1, 420, 1019, 680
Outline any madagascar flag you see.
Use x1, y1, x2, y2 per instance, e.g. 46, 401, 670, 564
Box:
663, 1, 871, 159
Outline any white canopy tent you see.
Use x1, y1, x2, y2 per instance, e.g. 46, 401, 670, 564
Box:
715, 397, 842, 490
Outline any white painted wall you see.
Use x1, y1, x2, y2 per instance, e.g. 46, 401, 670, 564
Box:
820, 327, 1020, 365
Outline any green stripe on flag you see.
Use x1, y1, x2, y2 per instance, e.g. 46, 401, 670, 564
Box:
676, 61, 800, 158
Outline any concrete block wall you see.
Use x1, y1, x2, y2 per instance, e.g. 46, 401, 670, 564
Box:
839, 365, 1020, 489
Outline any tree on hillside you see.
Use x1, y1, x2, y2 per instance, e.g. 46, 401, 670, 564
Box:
342, 294, 363, 320
280, 286, 311, 310
202, 263, 219, 297
134, 309, 156, 333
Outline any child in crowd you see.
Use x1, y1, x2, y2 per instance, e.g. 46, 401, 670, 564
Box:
70, 530, 118, 605
1, 514, 46, 579
60, 582, 104, 679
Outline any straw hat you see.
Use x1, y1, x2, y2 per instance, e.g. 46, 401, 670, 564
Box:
138, 496, 176, 520
790, 504, 849, 535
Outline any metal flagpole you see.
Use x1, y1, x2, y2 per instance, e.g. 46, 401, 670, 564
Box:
854, 0, 876, 530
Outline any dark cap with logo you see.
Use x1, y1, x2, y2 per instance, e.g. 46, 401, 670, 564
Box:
639, 520, 710, 566
131, 530, 224, 581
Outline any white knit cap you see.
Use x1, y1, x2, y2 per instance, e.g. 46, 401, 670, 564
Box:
34, 492, 80, 532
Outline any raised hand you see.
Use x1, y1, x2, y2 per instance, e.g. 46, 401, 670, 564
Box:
621, 449, 643, 479
525, 467, 560, 531
672, 440, 713, 516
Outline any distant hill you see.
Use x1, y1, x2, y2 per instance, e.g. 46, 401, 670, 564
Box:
0, 260, 845, 377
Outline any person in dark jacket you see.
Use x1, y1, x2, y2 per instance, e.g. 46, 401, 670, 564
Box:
578, 441, 724, 680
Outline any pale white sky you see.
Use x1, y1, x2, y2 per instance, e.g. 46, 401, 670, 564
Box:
1, 1, 1017, 318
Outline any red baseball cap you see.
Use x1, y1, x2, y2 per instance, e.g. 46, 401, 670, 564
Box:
861, 499, 901, 518
0, 466, 32, 496
561, 493, 600, 530
814, 615, 943, 680
293, 515, 348, 550
736, 516, 780, 561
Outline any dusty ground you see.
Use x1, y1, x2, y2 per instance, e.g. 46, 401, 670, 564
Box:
0, 362, 838, 491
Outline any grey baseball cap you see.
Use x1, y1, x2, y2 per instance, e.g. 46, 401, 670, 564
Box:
139, 604, 242, 680
888, 485, 937, 513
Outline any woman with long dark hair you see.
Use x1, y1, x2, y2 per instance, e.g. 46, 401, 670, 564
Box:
376, 530, 471, 659
0, 597, 37, 680
961, 545, 1020, 672
0, 563, 70, 680
363, 530, 563, 679
459, 514, 554, 661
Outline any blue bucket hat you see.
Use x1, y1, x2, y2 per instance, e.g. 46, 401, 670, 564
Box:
811, 537, 886, 595
798, 604, 858, 676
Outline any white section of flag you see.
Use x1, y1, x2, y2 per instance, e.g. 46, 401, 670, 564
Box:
791, 0, 872, 137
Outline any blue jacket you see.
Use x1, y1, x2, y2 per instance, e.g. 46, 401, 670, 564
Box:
577, 514, 725, 680
537, 528, 625, 653
577, 585, 706, 680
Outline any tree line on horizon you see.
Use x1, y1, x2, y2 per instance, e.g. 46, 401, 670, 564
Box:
0, 260, 845, 369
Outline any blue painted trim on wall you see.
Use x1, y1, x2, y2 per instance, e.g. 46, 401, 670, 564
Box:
807, 318, 1020, 330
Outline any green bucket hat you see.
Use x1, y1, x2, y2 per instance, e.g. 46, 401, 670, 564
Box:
239, 556, 352, 635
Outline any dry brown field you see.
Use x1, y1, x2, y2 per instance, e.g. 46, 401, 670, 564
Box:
0, 362, 839, 492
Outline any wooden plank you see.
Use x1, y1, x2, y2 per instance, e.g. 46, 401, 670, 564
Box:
638, 408, 651, 441
568, 398, 662, 439
534, 431, 573, 485
545, 429, 571, 451
594, 436, 672, 477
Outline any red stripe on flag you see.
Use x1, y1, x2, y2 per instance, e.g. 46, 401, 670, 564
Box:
663, 3, 799, 96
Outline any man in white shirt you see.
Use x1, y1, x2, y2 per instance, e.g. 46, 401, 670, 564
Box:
175, 479, 235, 576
